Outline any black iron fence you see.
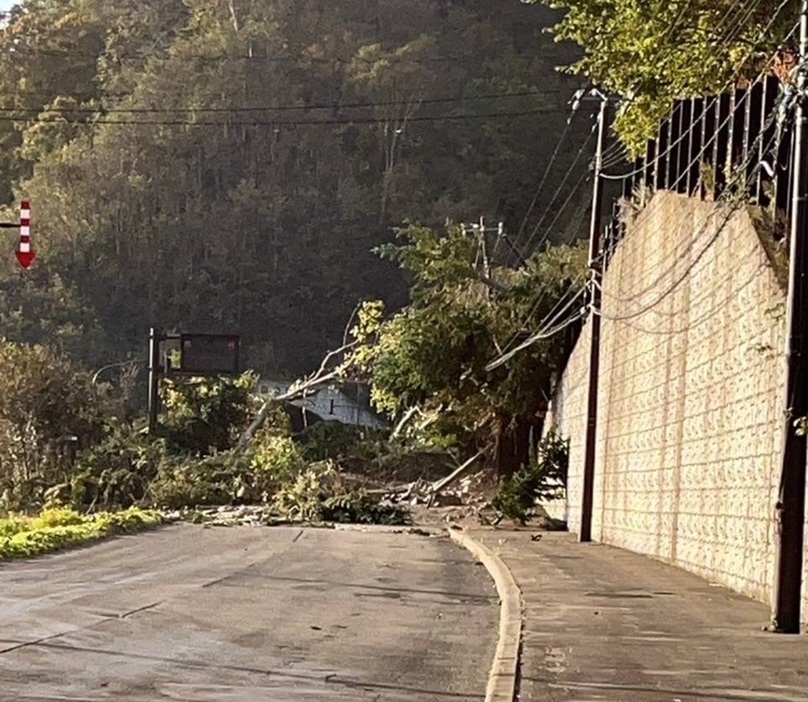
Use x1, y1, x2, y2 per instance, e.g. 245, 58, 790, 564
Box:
610, 75, 791, 234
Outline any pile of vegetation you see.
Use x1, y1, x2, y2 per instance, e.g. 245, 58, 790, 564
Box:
0, 507, 163, 560
0, 209, 585, 534
299, 421, 453, 484
0, 339, 410, 528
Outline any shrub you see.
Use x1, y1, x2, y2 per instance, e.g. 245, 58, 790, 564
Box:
160, 373, 258, 455
271, 463, 338, 522
147, 452, 251, 508
47, 422, 165, 511
0, 507, 163, 560
251, 435, 307, 486
147, 436, 308, 509
493, 430, 569, 525
0, 340, 103, 509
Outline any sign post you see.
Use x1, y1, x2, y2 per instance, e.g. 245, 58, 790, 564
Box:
0, 201, 36, 269
15, 201, 35, 269
146, 330, 241, 435
147, 327, 162, 435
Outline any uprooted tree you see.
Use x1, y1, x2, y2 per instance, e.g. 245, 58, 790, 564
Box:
352, 224, 587, 477
243, 223, 587, 480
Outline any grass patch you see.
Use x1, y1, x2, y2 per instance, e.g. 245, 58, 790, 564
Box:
0, 507, 164, 561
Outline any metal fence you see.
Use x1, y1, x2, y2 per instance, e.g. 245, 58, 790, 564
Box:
604, 75, 792, 264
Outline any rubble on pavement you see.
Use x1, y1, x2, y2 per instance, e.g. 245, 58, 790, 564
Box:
162, 467, 565, 531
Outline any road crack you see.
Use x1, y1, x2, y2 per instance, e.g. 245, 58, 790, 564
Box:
119, 601, 163, 619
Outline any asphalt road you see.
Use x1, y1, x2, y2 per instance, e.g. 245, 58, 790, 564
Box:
0, 525, 498, 701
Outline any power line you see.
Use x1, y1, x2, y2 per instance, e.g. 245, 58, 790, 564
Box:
487, 283, 589, 372
598, 64, 789, 308
512, 117, 575, 247
486, 13, 794, 371
595, 109, 782, 322
0, 90, 558, 115
531, 168, 593, 251
516, 123, 597, 258
592, 16, 799, 302
494, 266, 590, 362
599, 0, 796, 181
466, 0, 794, 375
509, 0, 756, 253
0, 106, 556, 127
0, 45, 555, 64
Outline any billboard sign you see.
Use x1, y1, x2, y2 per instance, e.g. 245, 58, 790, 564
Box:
177, 333, 240, 376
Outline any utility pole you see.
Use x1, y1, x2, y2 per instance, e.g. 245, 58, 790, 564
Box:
479, 216, 491, 282
147, 327, 162, 435
579, 91, 609, 543
461, 218, 505, 293
773, 0, 808, 635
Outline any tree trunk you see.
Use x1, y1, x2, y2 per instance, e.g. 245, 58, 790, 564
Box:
495, 414, 543, 480
494, 414, 518, 480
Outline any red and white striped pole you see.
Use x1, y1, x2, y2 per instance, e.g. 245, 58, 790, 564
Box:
16, 200, 35, 269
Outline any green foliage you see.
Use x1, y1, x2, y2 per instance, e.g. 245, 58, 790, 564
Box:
0, 335, 407, 526
30, 507, 86, 529
271, 463, 339, 523
0, 507, 163, 560
0, 339, 103, 511
250, 434, 307, 486
534, 0, 799, 153
493, 430, 570, 525
271, 461, 410, 525
49, 422, 164, 511
147, 429, 306, 509
160, 373, 257, 455
147, 452, 252, 509
322, 492, 411, 526
351, 223, 587, 454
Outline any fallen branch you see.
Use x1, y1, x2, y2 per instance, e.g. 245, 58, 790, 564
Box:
390, 406, 420, 441
236, 340, 357, 452
427, 450, 486, 506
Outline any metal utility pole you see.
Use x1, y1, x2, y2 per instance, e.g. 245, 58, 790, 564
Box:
147, 327, 162, 435
479, 216, 492, 282
461, 218, 506, 293
773, 0, 808, 635
579, 91, 609, 543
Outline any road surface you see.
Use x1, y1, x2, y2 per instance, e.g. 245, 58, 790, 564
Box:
0, 525, 498, 701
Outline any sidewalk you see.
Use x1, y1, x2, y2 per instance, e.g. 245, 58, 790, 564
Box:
468, 529, 808, 702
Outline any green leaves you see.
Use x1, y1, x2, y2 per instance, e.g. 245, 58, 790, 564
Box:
159, 373, 258, 456
351, 222, 587, 451
0, 507, 163, 560
535, 0, 799, 153
493, 429, 570, 525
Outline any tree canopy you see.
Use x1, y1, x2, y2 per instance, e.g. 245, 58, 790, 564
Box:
535, 0, 800, 152
350, 223, 587, 472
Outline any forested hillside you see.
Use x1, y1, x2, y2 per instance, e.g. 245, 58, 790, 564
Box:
0, 0, 588, 374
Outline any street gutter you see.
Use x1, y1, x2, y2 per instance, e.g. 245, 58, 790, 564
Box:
447, 525, 522, 702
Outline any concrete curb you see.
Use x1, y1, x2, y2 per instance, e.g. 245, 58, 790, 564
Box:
447, 526, 521, 702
